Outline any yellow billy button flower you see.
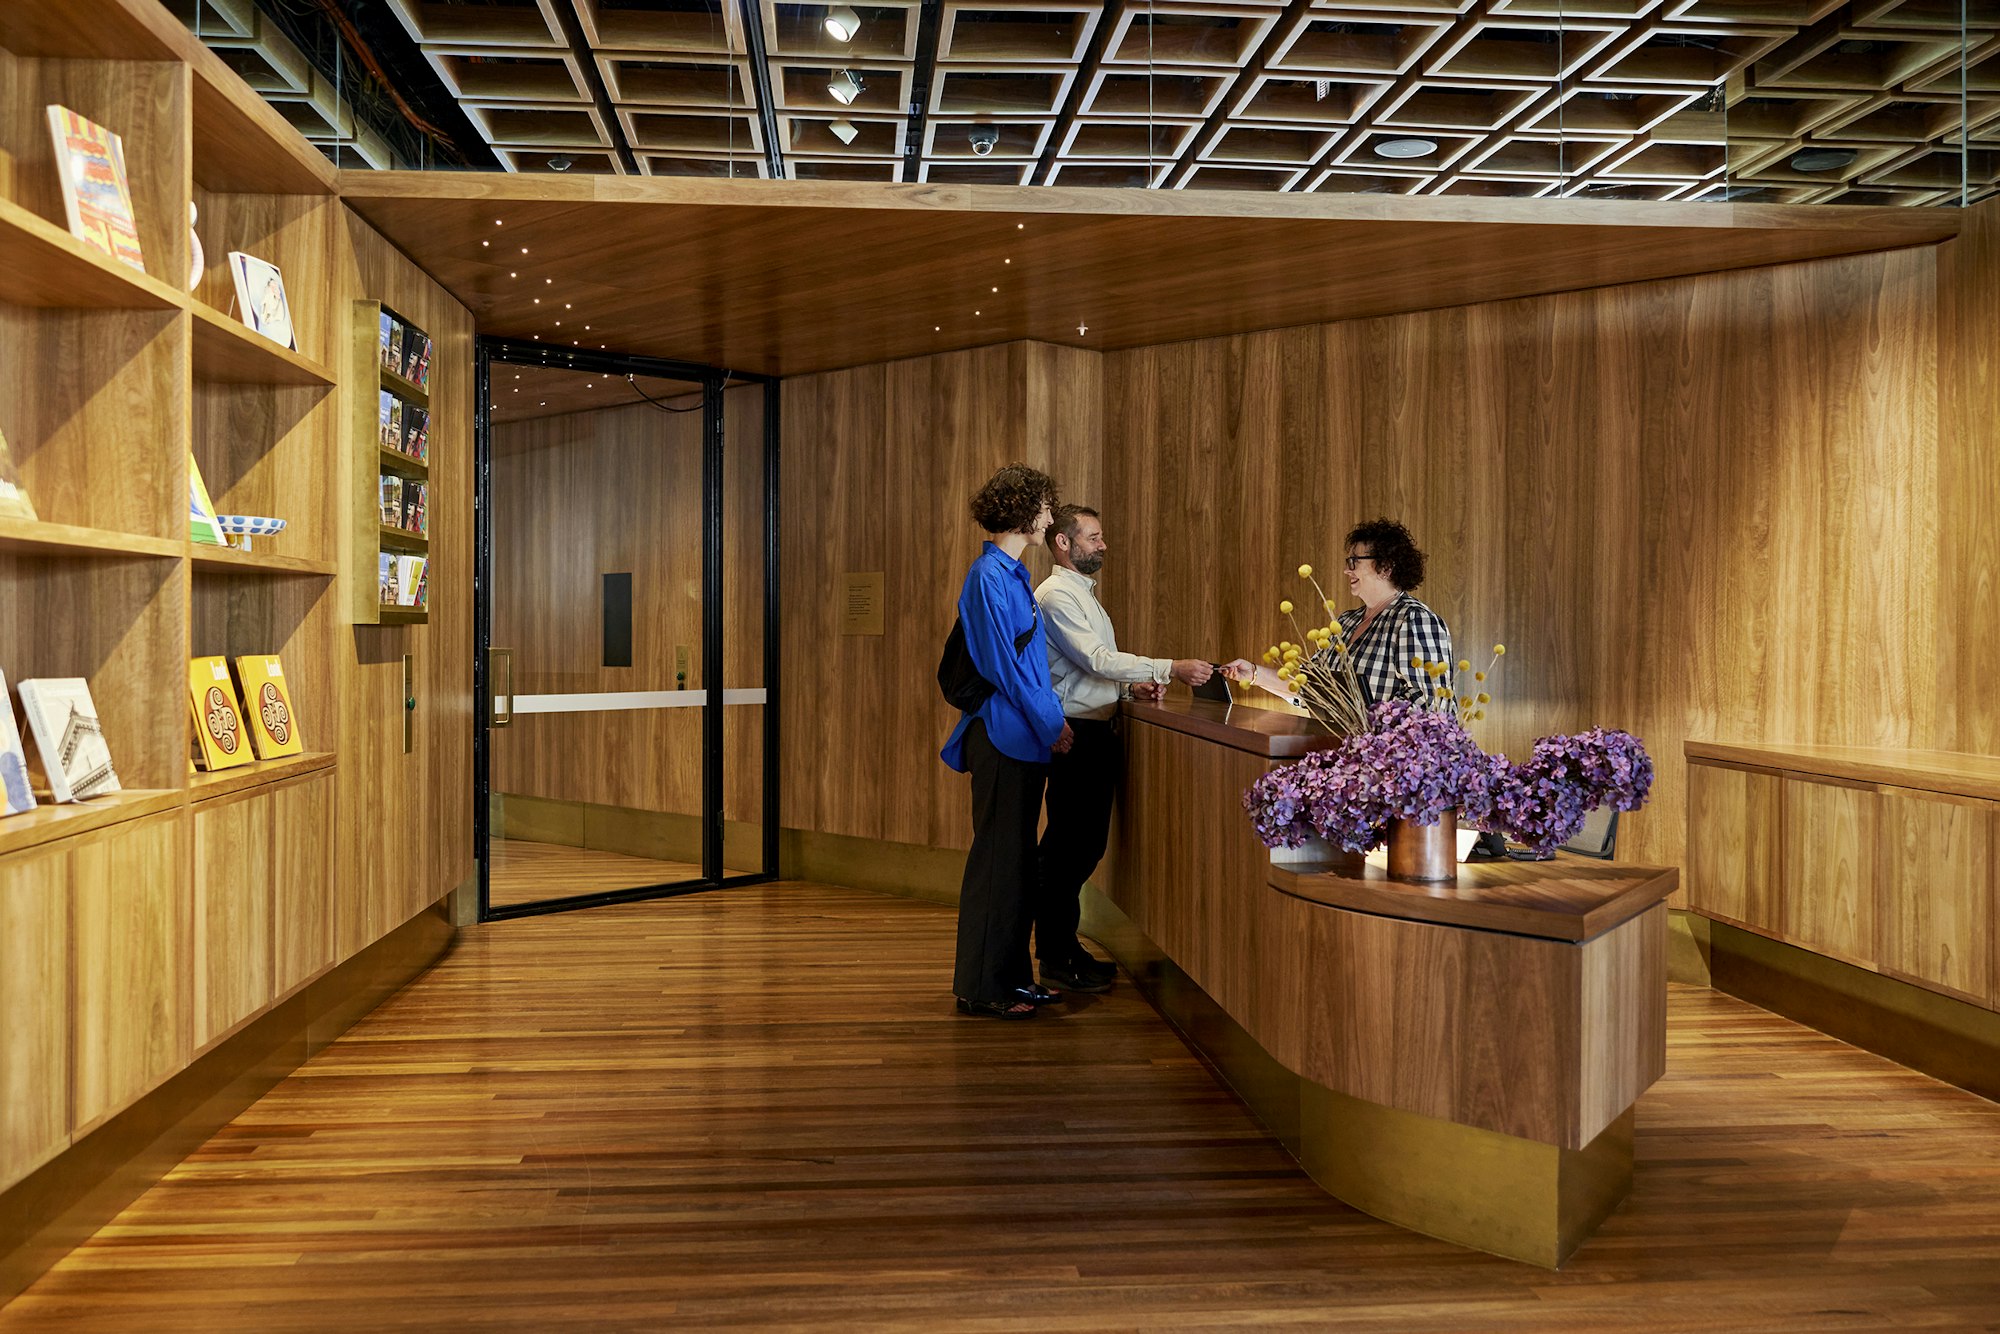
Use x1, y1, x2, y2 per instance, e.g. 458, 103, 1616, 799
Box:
1411, 655, 1424, 669
1458, 659, 1471, 672
1493, 644, 1507, 656
1474, 709, 1485, 720
1474, 671, 1486, 682
1477, 692, 1490, 704
1459, 696, 1472, 707
1262, 649, 1280, 666
1298, 564, 1313, 578
1279, 599, 1294, 615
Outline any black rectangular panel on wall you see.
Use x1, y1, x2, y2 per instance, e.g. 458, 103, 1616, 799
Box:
602, 572, 633, 667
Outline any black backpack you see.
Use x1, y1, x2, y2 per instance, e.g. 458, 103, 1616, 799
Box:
937, 615, 1039, 714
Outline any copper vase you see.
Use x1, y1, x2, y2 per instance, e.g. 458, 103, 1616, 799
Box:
1386, 810, 1457, 882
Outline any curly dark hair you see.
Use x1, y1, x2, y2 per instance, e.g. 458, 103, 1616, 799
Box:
1346, 518, 1427, 591
969, 463, 1059, 536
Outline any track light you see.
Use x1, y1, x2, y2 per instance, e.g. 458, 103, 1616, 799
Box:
968, 125, 1000, 156
829, 69, 864, 105
830, 119, 859, 145
824, 4, 860, 41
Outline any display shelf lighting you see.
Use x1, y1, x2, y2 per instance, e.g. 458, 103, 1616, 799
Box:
830, 119, 860, 145
824, 5, 861, 41
829, 69, 864, 105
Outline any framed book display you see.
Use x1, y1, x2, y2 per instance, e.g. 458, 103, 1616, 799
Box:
228, 251, 296, 350
46, 104, 145, 272
16, 677, 121, 802
0, 671, 37, 816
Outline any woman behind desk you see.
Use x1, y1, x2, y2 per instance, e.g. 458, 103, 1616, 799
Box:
1224, 518, 1453, 707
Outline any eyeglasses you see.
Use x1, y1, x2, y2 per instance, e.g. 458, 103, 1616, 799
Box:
1344, 553, 1374, 571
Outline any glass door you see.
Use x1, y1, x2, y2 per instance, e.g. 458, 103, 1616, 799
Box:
474, 341, 778, 919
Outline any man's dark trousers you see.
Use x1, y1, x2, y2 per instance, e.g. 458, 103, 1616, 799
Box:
1035, 717, 1118, 965
953, 718, 1048, 1003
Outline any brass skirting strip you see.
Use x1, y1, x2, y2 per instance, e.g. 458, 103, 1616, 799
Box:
1706, 919, 2000, 1104
495, 794, 765, 873
0, 900, 457, 1307
779, 828, 967, 907
1667, 908, 1713, 987
1080, 885, 1631, 1268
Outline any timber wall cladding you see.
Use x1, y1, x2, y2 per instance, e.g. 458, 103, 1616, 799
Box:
780, 341, 1102, 852
1101, 204, 1999, 873
488, 386, 767, 825
775, 199, 1997, 871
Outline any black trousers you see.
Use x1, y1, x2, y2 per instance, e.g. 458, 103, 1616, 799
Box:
953, 719, 1048, 1004
1035, 717, 1119, 965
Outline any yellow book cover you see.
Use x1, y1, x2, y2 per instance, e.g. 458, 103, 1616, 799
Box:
233, 655, 302, 759
188, 656, 253, 770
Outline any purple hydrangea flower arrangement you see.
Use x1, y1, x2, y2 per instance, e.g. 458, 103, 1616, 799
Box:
1244, 701, 1508, 852
1490, 728, 1655, 855
1244, 707, 1653, 857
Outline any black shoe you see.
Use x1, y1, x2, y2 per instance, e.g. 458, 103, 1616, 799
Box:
1013, 982, 1064, 1006
1071, 952, 1117, 983
957, 996, 1037, 1019
1040, 958, 1111, 994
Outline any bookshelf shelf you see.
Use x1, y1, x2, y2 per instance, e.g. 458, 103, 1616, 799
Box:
189, 751, 335, 803
376, 607, 429, 625
0, 517, 182, 560
378, 525, 430, 551
380, 447, 429, 478
189, 302, 336, 387
190, 70, 338, 198
382, 367, 430, 406
188, 544, 337, 576
0, 789, 185, 858
0, 197, 186, 311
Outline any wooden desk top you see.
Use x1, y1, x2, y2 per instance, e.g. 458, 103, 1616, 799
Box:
1121, 697, 1343, 758
1685, 741, 2000, 803
1269, 856, 1679, 943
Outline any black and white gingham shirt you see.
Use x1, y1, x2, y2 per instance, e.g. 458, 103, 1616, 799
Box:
1326, 593, 1454, 708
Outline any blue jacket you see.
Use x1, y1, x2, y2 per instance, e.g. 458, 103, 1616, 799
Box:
941, 543, 1067, 771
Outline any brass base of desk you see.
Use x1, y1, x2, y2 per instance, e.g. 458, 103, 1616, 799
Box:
1082, 884, 1634, 1268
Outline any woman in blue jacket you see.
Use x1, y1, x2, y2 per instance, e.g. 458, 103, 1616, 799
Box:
942, 464, 1073, 1019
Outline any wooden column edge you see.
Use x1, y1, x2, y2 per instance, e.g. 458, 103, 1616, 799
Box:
0, 897, 457, 1309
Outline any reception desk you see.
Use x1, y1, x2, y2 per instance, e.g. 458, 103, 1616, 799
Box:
1085, 699, 1676, 1267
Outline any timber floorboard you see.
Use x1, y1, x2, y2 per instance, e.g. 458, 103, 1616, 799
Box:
488, 838, 703, 909
3, 881, 1999, 1331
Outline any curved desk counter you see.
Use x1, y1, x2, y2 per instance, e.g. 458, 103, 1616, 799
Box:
1085, 699, 1676, 1268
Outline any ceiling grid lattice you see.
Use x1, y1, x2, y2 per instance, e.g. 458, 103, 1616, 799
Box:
182, 0, 1998, 203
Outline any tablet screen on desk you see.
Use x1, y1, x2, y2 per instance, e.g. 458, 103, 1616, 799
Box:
1191, 667, 1231, 705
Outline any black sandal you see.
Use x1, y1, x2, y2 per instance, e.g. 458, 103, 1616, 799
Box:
1013, 983, 1063, 1006
956, 996, 1037, 1019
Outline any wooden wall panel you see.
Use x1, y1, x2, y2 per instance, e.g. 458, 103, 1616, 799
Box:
272, 772, 333, 996
71, 812, 188, 1133
780, 342, 1101, 854
1779, 779, 1879, 971
192, 794, 273, 1049
1684, 764, 1783, 931
1878, 790, 1993, 1004
0, 845, 68, 1193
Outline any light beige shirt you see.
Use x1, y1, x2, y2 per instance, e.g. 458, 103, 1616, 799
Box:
1036, 565, 1171, 721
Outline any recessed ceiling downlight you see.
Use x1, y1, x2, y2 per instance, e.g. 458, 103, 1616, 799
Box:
1374, 137, 1438, 160
1789, 146, 1858, 172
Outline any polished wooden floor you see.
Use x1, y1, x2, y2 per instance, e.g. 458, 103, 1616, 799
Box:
5, 881, 1999, 1331
487, 837, 702, 908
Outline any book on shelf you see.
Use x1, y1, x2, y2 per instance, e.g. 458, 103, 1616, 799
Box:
404, 406, 430, 464
386, 320, 405, 378
379, 474, 404, 527
17, 677, 120, 803
46, 105, 145, 273
188, 656, 254, 772
228, 251, 296, 351
394, 554, 427, 608
407, 333, 432, 393
188, 451, 227, 545
401, 480, 427, 538
0, 425, 36, 522
378, 552, 398, 605
1, 671, 37, 817
233, 655, 302, 759
377, 310, 393, 372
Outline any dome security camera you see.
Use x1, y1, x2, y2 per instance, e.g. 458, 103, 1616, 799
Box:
968, 125, 1000, 157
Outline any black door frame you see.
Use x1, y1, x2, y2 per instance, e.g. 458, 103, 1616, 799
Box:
473, 338, 781, 921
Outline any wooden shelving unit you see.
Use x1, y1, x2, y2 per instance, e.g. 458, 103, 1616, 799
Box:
0, 0, 350, 1204
354, 301, 434, 624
